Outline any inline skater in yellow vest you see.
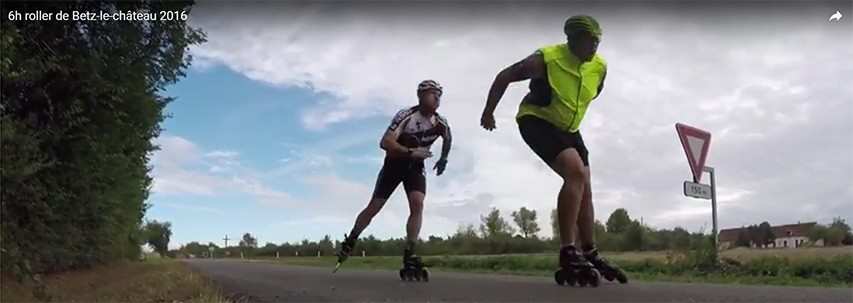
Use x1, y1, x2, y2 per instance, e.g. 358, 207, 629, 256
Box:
480, 15, 627, 286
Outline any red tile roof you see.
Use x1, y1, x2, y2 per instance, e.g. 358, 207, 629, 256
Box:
719, 222, 816, 242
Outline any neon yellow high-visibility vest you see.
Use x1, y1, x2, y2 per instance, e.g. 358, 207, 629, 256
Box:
516, 43, 607, 133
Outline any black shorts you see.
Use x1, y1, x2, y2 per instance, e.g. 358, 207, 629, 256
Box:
371, 158, 426, 200
518, 115, 590, 167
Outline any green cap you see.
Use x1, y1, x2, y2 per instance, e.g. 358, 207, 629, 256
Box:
564, 15, 602, 39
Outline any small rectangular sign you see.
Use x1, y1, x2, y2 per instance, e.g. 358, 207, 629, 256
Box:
684, 181, 712, 199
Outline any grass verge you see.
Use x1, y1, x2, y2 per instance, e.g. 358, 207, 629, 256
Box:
1, 258, 228, 302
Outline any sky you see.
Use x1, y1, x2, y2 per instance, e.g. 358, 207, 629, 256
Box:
143, 1, 853, 249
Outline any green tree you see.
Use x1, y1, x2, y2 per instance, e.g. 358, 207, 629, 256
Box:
480, 208, 516, 239
144, 220, 173, 256
0, 0, 205, 278
642, 225, 663, 251
809, 224, 828, 244
622, 221, 644, 251
671, 227, 691, 250
606, 208, 632, 234
257, 243, 278, 257
239, 233, 258, 248
318, 235, 335, 256
827, 217, 852, 246
299, 239, 310, 256
180, 242, 210, 257
351, 235, 382, 256
592, 220, 614, 250
511, 207, 541, 239
758, 221, 776, 247
651, 229, 674, 250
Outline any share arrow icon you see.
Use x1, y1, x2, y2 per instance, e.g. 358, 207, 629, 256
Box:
829, 10, 842, 22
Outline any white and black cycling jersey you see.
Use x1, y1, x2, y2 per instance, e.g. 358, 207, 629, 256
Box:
387, 106, 451, 150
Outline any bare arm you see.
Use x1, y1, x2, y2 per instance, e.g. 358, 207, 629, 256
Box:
481, 52, 545, 129
381, 110, 414, 158
380, 129, 411, 157
380, 129, 432, 160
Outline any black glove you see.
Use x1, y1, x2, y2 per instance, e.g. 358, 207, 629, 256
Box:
433, 158, 447, 176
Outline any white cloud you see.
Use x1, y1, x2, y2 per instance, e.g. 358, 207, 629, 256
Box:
265, 131, 382, 180
716, 187, 754, 204
271, 215, 349, 227
231, 176, 297, 207
205, 150, 239, 159
204, 150, 240, 172
152, 136, 201, 169
151, 135, 296, 206
186, 2, 853, 239
151, 169, 223, 196
151, 136, 225, 195
160, 202, 226, 216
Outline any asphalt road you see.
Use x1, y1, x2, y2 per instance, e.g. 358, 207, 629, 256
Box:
185, 259, 852, 303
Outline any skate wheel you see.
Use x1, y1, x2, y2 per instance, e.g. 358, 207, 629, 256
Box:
589, 268, 601, 288
566, 270, 578, 287
422, 268, 430, 282
554, 270, 565, 286
578, 277, 588, 287
616, 269, 628, 284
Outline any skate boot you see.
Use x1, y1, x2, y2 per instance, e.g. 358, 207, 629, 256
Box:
554, 244, 600, 287
332, 234, 356, 273
584, 246, 628, 284
399, 248, 429, 282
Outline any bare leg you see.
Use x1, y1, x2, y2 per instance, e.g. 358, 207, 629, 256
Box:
549, 149, 587, 247
577, 166, 595, 250
405, 191, 425, 248
348, 197, 388, 239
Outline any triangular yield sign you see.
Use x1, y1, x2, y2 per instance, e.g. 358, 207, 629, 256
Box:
676, 123, 711, 183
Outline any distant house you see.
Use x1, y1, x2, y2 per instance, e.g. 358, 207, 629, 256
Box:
771, 222, 820, 248
718, 229, 740, 249
719, 222, 822, 249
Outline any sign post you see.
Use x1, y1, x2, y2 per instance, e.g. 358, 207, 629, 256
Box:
676, 123, 718, 257
704, 166, 718, 251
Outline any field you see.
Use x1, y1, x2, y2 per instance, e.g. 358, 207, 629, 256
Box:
0, 258, 228, 303
719, 246, 853, 261
256, 246, 853, 287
